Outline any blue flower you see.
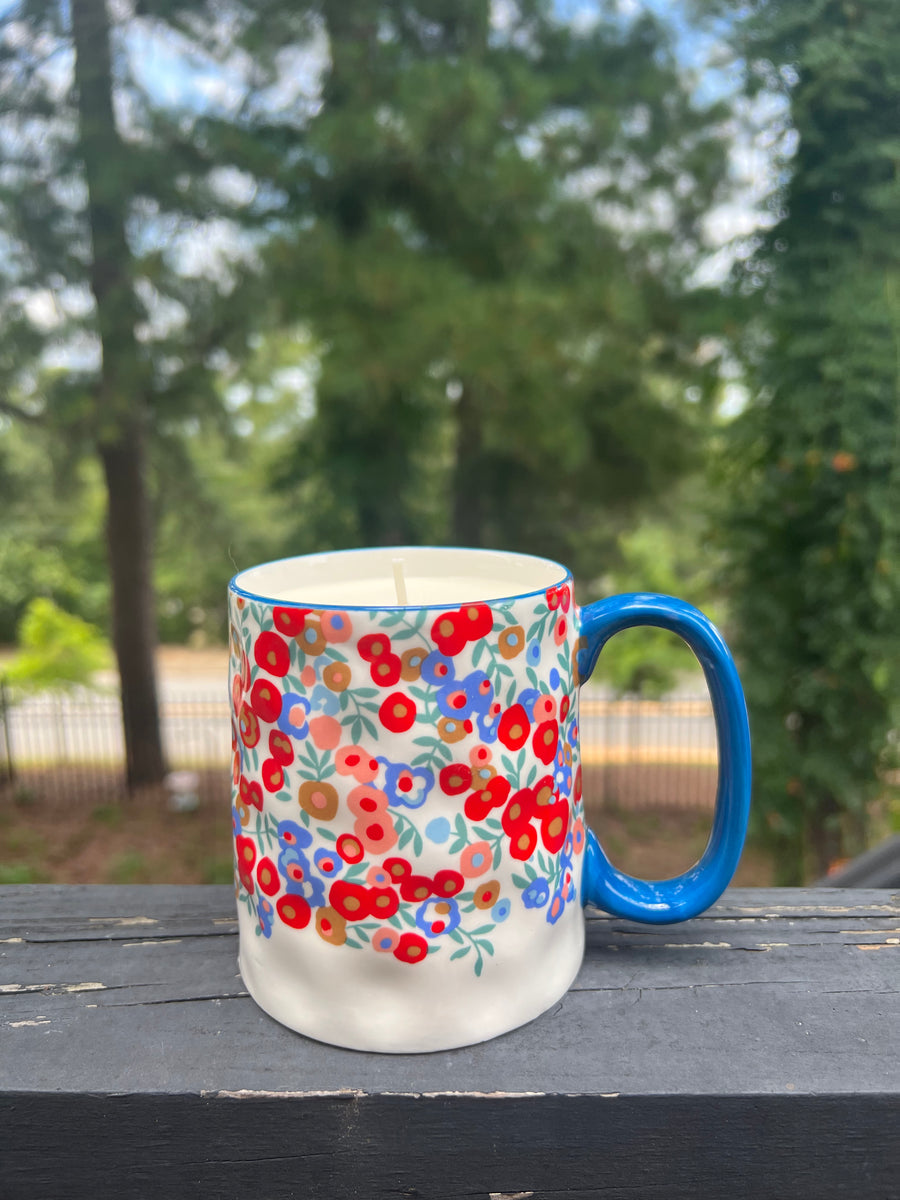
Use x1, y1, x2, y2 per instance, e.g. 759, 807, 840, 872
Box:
381, 759, 434, 809
278, 846, 326, 906
425, 816, 451, 844
314, 846, 343, 878
276, 819, 312, 851
546, 887, 567, 924
256, 897, 274, 938
554, 745, 573, 796
231, 806, 242, 838
566, 718, 578, 747
435, 670, 492, 720
278, 692, 311, 739
476, 709, 500, 743
526, 641, 542, 667
491, 898, 511, 923
309, 683, 340, 716
522, 877, 550, 909
421, 650, 456, 686
549, 667, 561, 690
415, 897, 461, 939
516, 687, 540, 720
463, 670, 494, 716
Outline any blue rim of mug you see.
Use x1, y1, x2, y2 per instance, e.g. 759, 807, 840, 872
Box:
228, 545, 573, 612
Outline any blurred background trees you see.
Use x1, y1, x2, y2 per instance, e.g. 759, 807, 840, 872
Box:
721, 0, 900, 881
0, 0, 898, 878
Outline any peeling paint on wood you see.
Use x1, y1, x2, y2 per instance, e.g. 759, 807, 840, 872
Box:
0, 981, 106, 994
2, 886, 900, 1200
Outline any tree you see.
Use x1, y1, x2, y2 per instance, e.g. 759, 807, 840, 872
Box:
0, 0, 291, 782
261, 0, 731, 576
722, 0, 900, 881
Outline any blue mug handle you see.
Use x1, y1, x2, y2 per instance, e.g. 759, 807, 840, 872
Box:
578, 594, 751, 923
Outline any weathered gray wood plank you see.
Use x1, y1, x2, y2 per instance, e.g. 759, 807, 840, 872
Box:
2, 886, 899, 1200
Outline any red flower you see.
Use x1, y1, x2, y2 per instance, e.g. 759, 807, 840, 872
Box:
384, 855, 412, 882
540, 797, 570, 854
501, 786, 537, 836
261, 758, 284, 793
336, 834, 365, 864
560, 695, 571, 721
254, 630, 290, 677
378, 692, 416, 733
431, 610, 468, 657
546, 583, 571, 612
393, 931, 429, 964
370, 652, 402, 688
554, 616, 568, 646
399, 874, 434, 903
464, 776, 512, 822
509, 822, 538, 861
358, 633, 393, 662
532, 719, 559, 765
250, 678, 282, 724
432, 869, 465, 898
498, 704, 530, 751
273, 606, 311, 637
367, 886, 400, 920
238, 703, 260, 749
458, 603, 493, 641
574, 764, 583, 802
439, 763, 472, 795
329, 880, 371, 922
268, 729, 294, 766
256, 856, 280, 897
235, 835, 256, 892
239, 774, 263, 812
276, 894, 311, 929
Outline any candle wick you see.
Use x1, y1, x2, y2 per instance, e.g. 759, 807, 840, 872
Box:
392, 558, 409, 606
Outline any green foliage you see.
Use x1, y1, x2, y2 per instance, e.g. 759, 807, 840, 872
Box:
588, 490, 721, 696
258, 1, 731, 575
4, 598, 109, 693
722, 0, 900, 881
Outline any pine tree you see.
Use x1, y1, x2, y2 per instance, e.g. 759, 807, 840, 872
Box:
263, 0, 731, 575
0, 0, 285, 782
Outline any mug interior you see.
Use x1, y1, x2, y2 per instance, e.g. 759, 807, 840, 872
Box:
230, 546, 570, 609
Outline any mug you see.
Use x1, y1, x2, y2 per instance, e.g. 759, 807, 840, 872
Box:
228, 546, 750, 1052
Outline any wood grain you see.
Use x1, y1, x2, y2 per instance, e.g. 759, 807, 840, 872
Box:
2, 886, 899, 1199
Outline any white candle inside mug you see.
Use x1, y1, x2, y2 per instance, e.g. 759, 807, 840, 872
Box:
232, 546, 568, 608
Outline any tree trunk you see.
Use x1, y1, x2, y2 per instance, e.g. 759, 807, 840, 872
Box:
71, 0, 165, 785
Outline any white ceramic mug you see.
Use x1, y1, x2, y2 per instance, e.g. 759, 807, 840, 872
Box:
229, 547, 750, 1052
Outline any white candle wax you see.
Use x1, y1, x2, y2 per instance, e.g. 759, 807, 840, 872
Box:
232, 546, 568, 609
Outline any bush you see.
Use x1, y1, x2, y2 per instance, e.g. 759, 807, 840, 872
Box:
3, 598, 109, 693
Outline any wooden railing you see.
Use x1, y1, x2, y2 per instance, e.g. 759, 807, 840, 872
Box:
2, 884, 899, 1198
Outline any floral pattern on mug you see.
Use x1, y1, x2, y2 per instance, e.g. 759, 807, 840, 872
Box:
229, 583, 585, 976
